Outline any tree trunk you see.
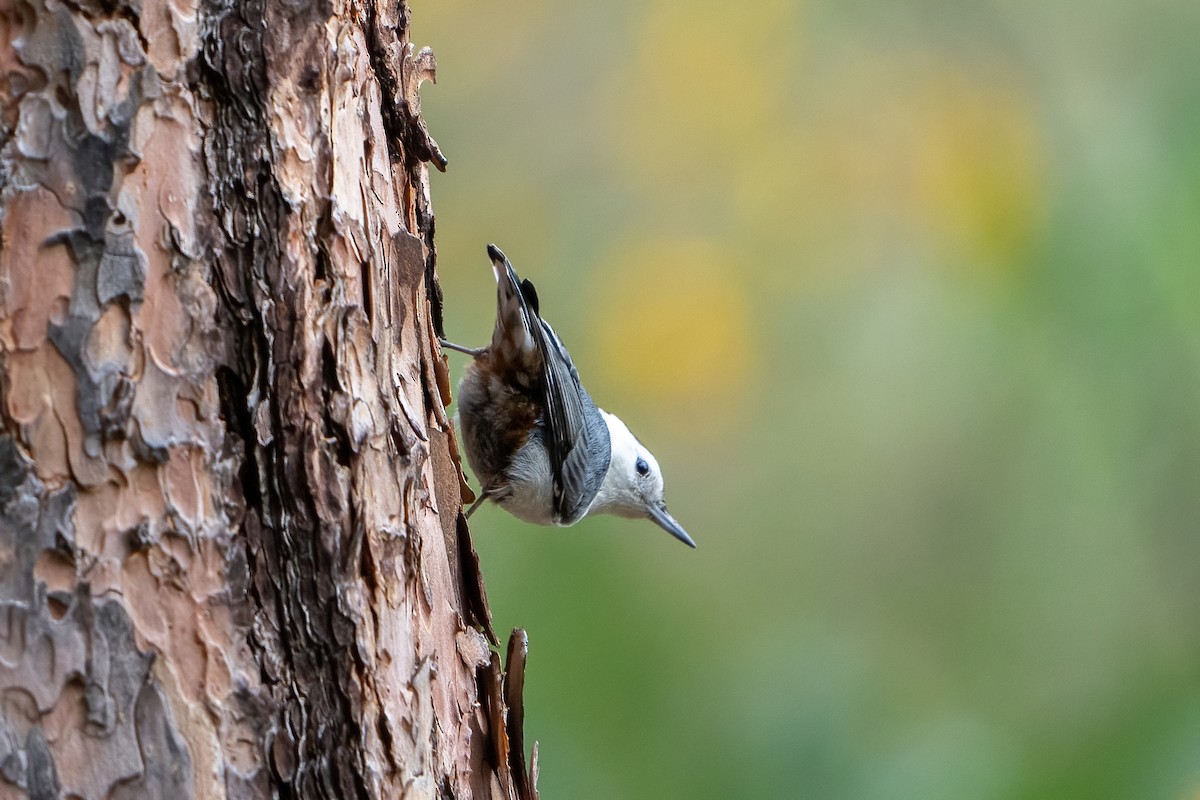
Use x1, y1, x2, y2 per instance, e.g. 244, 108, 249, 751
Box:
0, 1, 535, 797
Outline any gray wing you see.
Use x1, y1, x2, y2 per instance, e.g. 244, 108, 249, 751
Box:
489, 246, 612, 522
534, 318, 612, 523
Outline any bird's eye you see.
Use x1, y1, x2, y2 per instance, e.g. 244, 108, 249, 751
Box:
635, 457, 650, 476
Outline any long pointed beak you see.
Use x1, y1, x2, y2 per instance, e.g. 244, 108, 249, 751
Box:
648, 503, 696, 548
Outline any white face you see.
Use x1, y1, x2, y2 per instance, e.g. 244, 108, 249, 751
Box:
617, 438, 664, 515
597, 412, 695, 547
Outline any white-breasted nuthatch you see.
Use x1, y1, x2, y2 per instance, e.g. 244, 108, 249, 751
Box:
441, 244, 695, 548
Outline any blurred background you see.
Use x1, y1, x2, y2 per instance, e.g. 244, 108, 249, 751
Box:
418, 1, 1200, 797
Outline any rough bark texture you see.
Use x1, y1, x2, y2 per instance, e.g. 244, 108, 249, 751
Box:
0, 0, 535, 797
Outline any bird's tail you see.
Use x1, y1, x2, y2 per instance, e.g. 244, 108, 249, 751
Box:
487, 244, 543, 384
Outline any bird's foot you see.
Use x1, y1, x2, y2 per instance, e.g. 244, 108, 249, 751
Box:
440, 339, 486, 357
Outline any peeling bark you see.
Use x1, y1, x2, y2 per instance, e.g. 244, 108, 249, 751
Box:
0, 0, 534, 797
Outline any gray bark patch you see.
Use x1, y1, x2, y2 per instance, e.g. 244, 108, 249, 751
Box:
0, 436, 193, 799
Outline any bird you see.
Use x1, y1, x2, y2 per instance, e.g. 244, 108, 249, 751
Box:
440, 244, 695, 548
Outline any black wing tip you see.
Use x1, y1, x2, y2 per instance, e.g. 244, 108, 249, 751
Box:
487, 243, 506, 263
520, 278, 540, 316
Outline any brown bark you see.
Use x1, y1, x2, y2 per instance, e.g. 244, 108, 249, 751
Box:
0, 0, 535, 797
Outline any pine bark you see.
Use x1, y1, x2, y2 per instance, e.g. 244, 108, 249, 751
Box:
0, 0, 535, 797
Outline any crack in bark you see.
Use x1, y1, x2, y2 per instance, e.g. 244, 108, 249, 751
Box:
362, 1, 447, 174
197, 0, 371, 795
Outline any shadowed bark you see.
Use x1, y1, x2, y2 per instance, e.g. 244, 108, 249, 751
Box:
0, 0, 535, 796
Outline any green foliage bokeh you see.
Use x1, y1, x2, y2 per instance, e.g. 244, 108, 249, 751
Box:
420, 1, 1200, 797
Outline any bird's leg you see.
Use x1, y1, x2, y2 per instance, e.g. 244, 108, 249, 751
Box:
439, 338, 486, 357
464, 493, 488, 519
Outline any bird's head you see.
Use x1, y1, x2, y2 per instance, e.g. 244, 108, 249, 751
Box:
591, 411, 695, 548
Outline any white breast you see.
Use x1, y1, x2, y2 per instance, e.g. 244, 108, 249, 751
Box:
497, 437, 558, 526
